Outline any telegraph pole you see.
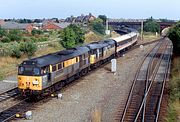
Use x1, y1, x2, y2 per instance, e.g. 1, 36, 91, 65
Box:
141, 20, 144, 41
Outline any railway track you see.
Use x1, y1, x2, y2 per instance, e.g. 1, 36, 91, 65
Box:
0, 61, 110, 122
119, 38, 173, 122
0, 87, 19, 102
0, 98, 31, 122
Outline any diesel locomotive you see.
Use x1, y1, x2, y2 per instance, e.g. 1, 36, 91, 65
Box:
18, 31, 139, 96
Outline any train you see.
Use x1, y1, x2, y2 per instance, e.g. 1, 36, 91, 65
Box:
18, 30, 139, 96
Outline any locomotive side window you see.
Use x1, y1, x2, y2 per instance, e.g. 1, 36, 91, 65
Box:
52, 65, 56, 72
58, 63, 62, 70
41, 67, 49, 75
85, 53, 88, 58
76, 57, 79, 62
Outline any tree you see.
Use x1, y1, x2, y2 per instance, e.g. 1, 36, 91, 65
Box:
144, 18, 160, 33
98, 15, 107, 24
68, 24, 85, 44
168, 22, 180, 55
60, 24, 85, 48
90, 18, 105, 35
19, 19, 32, 23
60, 27, 76, 48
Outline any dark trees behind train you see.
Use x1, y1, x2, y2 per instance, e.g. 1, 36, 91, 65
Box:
168, 21, 180, 55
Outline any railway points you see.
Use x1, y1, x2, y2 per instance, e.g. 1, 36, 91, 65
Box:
119, 38, 172, 122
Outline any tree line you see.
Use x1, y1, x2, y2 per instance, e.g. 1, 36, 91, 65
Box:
168, 22, 180, 55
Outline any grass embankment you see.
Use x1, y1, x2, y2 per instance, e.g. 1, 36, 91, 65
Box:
166, 57, 180, 122
0, 31, 106, 80
0, 43, 61, 80
143, 32, 160, 42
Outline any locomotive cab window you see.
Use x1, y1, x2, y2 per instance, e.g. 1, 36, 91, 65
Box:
33, 68, 40, 75
18, 66, 40, 76
18, 67, 24, 74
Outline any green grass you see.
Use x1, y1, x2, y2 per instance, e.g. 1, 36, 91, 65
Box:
143, 32, 160, 42
166, 101, 178, 122
166, 57, 180, 122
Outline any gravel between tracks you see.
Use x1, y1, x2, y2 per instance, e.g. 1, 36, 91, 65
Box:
14, 40, 157, 122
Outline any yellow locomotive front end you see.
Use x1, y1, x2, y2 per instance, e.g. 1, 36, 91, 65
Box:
18, 75, 42, 91
18, 61, 47, 96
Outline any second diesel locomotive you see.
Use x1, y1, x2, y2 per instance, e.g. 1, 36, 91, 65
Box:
18, 31, 139, 96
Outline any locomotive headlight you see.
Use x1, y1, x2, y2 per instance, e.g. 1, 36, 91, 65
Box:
32, 80, 39, 85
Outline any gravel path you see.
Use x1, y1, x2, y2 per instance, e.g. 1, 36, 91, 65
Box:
10, 40, 157, 122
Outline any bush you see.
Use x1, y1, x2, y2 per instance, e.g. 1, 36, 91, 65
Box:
0, 27, 7, 38
10, 44, 22, 58
9, 29, 21, 35
7, 34, 22, 42
19, 41, 37, 57
22, 37, 32, 42
31, 29, 43, 36
38, 37, 47, 42
1, 37, 11, 43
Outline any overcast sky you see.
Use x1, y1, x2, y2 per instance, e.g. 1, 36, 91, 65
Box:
0, 0, 179, 20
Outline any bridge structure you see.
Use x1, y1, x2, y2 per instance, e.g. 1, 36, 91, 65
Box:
108, 19, 176, 32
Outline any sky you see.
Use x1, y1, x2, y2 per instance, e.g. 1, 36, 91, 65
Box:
0, 0, 179, 20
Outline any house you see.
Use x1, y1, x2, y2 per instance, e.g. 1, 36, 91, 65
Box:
75, 14, 85, 23
65, 16, 76, 23
0, 19, 5, 26
42, 22, 70, 30
83, 13, 96, 23
1, 22, 33, 33
65, 13, 96, 24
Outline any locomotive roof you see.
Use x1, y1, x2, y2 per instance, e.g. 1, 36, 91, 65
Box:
86, 41, 110, 50
22, 46, 90, 67
100, 39, 115, 45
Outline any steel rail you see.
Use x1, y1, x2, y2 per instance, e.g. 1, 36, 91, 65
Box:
120, 40, 163, 122
155, 44, 173, 122
0, 87, 19, 103
134, 41, 169, 122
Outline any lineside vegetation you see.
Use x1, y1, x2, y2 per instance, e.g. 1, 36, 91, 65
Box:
166, 21, 180, 121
